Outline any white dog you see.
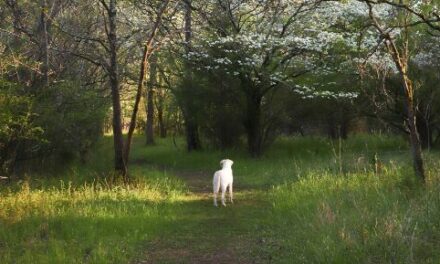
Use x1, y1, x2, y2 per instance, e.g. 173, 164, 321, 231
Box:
213, 159, 234, 207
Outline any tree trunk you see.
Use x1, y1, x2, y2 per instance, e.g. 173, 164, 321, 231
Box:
39, 0, 49, 87
125, 43, 148, 161
107, 0, 127, 179
244, 93, 263, 157
8, 1, 23, 46
403, 76, 425, 181
366, 0, 425, 182
156, 71, 167, 138
182, 0, 201, 151
0, 141, 18, 177
123, 0, 169, 161
156, 89, 167, 138
184, 114, 202, 151
416, 111, 432, 149
145, 55, 157, 145
158, 110, 167, 138
327, 114, 337, 139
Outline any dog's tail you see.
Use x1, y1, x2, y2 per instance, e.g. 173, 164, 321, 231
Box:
213, 172, 221, 193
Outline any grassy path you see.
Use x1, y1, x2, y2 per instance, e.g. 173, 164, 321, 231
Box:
5, 136, 439, 263
134, 166, 272, 264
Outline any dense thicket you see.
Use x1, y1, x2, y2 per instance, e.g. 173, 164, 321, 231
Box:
1, 0, 439, 180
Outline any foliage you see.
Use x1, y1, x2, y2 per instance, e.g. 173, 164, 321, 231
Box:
0, 80, 43, 175
170, 0, 363, 155
32, 82, 108, 162
0, 78, 108, 175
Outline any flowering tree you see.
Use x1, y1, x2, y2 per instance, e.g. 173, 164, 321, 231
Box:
331, 0, 440, 181
178, 0, 359, 156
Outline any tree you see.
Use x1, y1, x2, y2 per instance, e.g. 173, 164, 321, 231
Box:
102, 0, 127, 178
355, 0, 434, 181
327, 0, 440, 180
182, 0, 202, 151
0, 1, 109, 176
181, 0, 347, 156
0, 80, 43, 176
49, 0, 172, 178
123, 0, 172, 162
145, 54, 157, 145
3, 0, 65, 88
155, 69, 169, 138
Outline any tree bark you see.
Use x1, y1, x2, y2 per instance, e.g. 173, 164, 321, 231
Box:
158, 109, 167, 138
145, 55, 157, 145
156, 69, 167, 138
123, 0, 169, 161
0, 141, 18, 177
156, 84, 167, 138
39, 0, 49, 87
125, 43, 148, 160
366, 2, 425, 181
402, 76, 425, 181
183, 0, 201, 151
107, 0, 127, 179
416, 113, 432, 149
388, 44, 425, 181
244, 92, 263, 157
184, 114, 201, 151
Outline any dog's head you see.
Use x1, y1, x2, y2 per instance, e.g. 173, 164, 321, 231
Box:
220, 159, 234, 168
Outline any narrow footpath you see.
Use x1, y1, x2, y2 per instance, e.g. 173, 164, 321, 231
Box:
135, 167, 275, 264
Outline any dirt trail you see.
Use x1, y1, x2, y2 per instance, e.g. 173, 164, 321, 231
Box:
133, 163, 267, 264
174, 170, 213, 194
131, 159, 211, 193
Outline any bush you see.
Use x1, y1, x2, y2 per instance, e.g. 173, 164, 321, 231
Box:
32, 81, 108, 163
0, 80, 43, 175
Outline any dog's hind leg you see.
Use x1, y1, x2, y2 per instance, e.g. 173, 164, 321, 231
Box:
213, 191, 218, 207
229, 184, 233, 204
221, 185, 227, 206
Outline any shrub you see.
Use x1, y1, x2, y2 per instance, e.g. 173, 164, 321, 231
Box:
32, 81, 108, 164
0, 80, 43, 176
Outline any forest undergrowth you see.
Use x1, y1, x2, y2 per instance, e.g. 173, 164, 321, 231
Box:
1, 135, 440, 263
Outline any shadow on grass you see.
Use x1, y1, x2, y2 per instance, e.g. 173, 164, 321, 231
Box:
132, 190, 275, 264
1, 190, 276, 264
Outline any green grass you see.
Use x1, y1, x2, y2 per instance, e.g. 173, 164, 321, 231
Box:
270, 172, 440, 263
0, 170, 187, 263
1, 134, 440, 263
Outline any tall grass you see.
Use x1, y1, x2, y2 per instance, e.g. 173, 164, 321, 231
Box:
0, 168, 190, 263
269, 170, 440, 263
1, 134, 440, 263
